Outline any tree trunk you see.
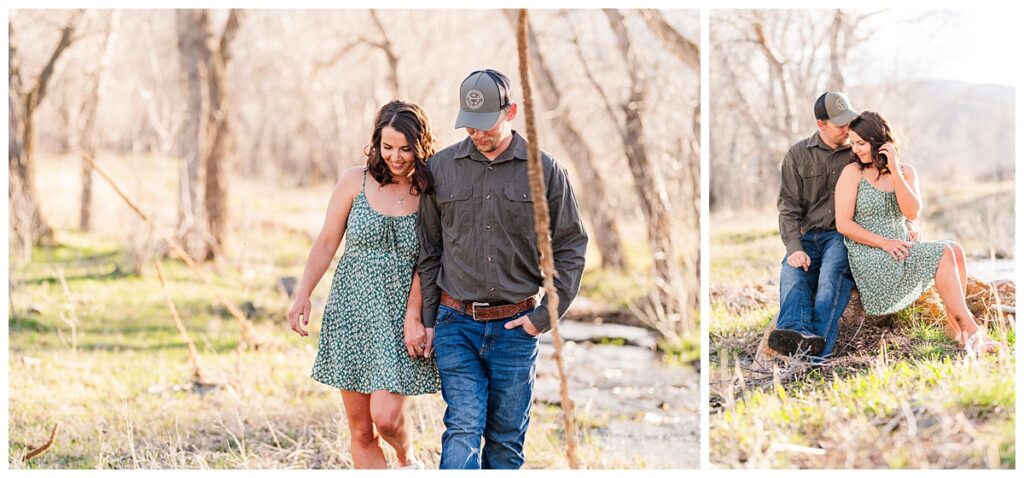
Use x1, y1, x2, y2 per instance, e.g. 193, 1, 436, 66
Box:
638, 9, 700, 71
368, 9, 400, 98
828, 9, 847, 91
202, 10, 243, 261
8, 13, 82, 249
604, 9, 690, 333
175, 9, 210, 260
504, 10, 628, 270
78, 12, 119, 233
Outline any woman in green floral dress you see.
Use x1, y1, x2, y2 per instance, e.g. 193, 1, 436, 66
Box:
287, 101, 441, 468
835, 111, 999, 356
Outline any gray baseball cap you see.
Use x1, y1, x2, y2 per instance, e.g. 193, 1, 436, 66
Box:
814, 91, 859, 126
455, 69, 512, 130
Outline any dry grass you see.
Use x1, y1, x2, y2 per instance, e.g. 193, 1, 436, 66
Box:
708, 210, 1016, 469
8, 153, 665, 469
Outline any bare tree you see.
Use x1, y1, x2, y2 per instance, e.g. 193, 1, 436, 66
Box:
9, 11, 83, 249
503, 10, 628, 270
174, 9, 243, 261
203, 10, 244, 260
175, 9, 209, 259
76, 12, 120, 232
638, 9, 699, 71
368, 9, 400, 99
710, 9, 880, 210
603, 9, 691, 333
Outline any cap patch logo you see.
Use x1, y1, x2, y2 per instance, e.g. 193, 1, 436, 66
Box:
835, 97, 848, 111
466, 89, 485, 110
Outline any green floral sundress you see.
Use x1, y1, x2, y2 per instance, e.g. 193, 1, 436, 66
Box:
310, 171, 440, 395
845, 177, 950, 316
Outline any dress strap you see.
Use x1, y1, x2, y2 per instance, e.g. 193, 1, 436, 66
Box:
361, 169, 367, 193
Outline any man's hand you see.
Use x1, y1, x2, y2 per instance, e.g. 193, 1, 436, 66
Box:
504, 316, 540, 336
786, 251, 811, 272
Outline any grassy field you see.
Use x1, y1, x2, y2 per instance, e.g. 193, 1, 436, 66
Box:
708, 206, 1016, 469
7, 154, 694, 469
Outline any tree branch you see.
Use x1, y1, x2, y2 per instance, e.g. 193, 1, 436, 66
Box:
639, 9, 699, 72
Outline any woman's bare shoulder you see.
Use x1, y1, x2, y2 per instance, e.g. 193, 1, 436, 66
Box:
330, 167, 366, 199
839, 162, 862, 179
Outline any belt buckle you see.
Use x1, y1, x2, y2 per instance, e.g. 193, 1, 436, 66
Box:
470, 302, 490, 321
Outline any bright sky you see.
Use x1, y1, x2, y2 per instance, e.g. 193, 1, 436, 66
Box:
851, 9, 1018, 88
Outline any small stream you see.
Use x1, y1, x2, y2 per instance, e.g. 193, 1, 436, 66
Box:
532, 320, 699, 468
970, 257, 1015, 283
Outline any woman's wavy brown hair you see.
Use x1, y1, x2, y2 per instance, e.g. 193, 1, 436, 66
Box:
365, 100, 437, 195
848, 110, 898, 175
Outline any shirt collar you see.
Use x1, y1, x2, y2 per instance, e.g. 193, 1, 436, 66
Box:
807, 131, 850, 152
454, 130, 529, 163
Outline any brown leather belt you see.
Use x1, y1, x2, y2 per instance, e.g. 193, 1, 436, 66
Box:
440, 290, 537, 321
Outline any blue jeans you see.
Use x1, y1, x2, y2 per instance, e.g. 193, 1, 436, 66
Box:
777, 229, 855, 358
434, 304, 539, 469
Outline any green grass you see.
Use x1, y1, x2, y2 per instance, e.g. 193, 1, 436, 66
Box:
713, 355, 1015, 468
709, 210, 1015, 469
10, 233, 647, 469
10, 155, 692, 469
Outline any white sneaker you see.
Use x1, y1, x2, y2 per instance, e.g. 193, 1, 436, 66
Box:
399, 461, 424, 470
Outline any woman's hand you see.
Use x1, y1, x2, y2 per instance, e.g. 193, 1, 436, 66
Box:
880, 142, 900, 172
288, 296, 312, 337
908, 230, 921, 242
881, 238, 912, 261
404, 310, 426, 358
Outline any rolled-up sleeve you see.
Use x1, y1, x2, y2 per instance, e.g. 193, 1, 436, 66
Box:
527, 162, 588, 332
777, 149, 804, 257
417, 189, 443, 327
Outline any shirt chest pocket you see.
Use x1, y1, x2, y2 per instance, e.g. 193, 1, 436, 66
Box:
796, 162, 826, 203
502, 184, 535, 234
437, 185, 473, 232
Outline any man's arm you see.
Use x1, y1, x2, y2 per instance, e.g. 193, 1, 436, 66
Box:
417, 189, 443, 328
777, 148, 805, 257
527, 162, 588, 333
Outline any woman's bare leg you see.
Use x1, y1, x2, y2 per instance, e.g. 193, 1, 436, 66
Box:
341, 390, 387, 469
951, 242, 968, 295
369, 390, 414, 467
933, 245, 979, 343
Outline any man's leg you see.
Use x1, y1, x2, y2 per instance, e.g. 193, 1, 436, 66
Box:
811, 231, 855, 359
771, 234, 826, 355
776, 234, 821, 336
434, 306, 489, 469
480, 315, 539, 469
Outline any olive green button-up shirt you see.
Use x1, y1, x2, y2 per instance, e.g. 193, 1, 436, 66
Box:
777, 132, 853, 256
417, 131, 588, 332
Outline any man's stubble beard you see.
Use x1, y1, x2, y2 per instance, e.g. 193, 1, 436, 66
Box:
475, 140, 497, 153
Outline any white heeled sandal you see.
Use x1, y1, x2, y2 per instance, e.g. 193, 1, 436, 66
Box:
963, 328, 1000, 357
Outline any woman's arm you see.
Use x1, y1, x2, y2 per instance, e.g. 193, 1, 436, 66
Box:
892, 163, 923, 221
406, 271, 423, 316
835, 164, 912, 261
403, 271, 428, 357
287, 168, 362, 336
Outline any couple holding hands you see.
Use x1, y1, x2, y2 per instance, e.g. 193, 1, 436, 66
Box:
287, 69, 587, 469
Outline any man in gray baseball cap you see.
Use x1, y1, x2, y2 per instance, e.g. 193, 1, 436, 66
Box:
454, 69, 512, 131
417, 68, 588, 469
771, 91, 859, 360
